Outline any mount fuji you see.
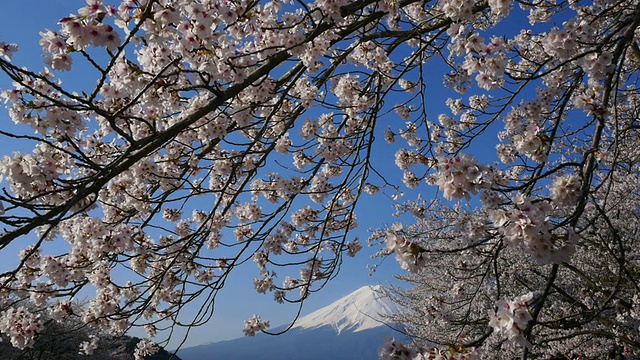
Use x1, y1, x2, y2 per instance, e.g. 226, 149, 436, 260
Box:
290, 284, 397, 334
176, 285, 401, 360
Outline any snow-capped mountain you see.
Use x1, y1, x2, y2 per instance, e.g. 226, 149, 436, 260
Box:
291, 284, 396, 334
176, 285, 401, 360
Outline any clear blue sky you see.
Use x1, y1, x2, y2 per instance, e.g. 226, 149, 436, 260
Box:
0, 1, 415, 348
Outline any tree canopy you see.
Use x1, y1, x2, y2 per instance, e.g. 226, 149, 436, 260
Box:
1, 0, 640, 358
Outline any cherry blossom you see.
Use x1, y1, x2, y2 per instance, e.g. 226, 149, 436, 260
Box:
0, 306, 43, 349
0, 41, 18, 60
133, 339, 158, 360
0, 0, 639, 358
488, 293, 534, 348
243, 315, 270, 337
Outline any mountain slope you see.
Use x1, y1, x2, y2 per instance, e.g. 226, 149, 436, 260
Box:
176, 326, 393, 360
291, 284, 396, 334
176, 285, 400, 360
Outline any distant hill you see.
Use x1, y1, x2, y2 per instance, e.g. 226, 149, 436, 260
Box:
0, 330, 179, 360
176, 285, 402, 360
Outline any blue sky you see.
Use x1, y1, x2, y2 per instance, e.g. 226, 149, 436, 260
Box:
0, 1, 420, 348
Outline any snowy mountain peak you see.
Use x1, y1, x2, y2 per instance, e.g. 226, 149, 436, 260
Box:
292, 285, 396, 335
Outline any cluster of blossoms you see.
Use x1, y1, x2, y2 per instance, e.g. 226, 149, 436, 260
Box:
133, 339, 159, 360
0, 41, 17, 60
243, 315, 270, 336
511, 124, 549, 163
78, 335, 100, 356
378, 338, 480, 360
549, 174, 582, 207
446, 23, 509, 92
489, 195, 577, 263
433, 154, 485, 201
488, 293, 534, 348
0, 306, 43, 349
385, 231, 426, 273
488, 0, 512, 17
40, 12, 120, 71
439, 0, 476, 22
577, 51, 614, 82
0, 144, 74, 206
348, 40, 394, 76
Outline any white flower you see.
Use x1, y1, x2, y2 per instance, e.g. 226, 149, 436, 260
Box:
489, 293, 534, 348
549, 174, 582, 207
243, 315, 270, 336
133, 339, 158, 360
0, 307, 43, 349
435, 154, 485, 201
78, 335, 99, 355
0, 42, 18, 61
